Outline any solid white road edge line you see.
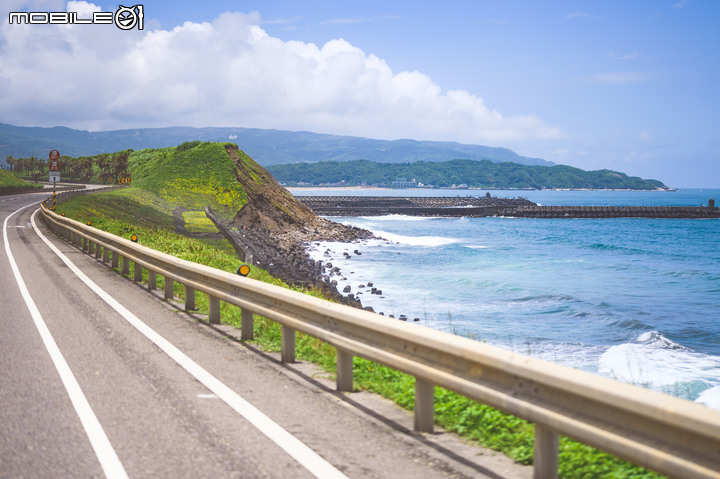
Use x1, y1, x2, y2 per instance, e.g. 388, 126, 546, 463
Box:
30, 209, 349, 479
3, 203, 129, 479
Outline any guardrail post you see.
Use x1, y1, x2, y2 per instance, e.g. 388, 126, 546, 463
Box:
111, 251, 119, 269
414, 378, 435, 433
185, 286, 195, 310
281, 326, 295, 363
241, 309, 254, 340
208, 296, 220, 324
95, 244, 103, 259
147, 270, 156, 290
534, 424, 559, 479
336, 349, 353, 392
82, 237, 88, 252
102, 247, 110, 263
164, 278, 174, 299
133, 262, 142, 282
122, 257, 130, 275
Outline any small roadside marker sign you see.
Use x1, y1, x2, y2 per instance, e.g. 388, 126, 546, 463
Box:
49, 150, 60, 161
49, 172, 60, 182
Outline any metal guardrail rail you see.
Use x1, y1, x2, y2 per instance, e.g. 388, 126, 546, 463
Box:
39, 191, 720, 479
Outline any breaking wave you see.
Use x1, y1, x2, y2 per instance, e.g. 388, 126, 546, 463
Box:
599, 331, 720, 408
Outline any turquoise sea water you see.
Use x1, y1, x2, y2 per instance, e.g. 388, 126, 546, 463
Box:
291, 188, 720, 408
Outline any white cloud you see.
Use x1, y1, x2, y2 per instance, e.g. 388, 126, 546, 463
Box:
0, 3, 562, 144
565, 12, 599, 21
588, 72, 654, 84
608, 52, 639, 61
321, 15, 402, 26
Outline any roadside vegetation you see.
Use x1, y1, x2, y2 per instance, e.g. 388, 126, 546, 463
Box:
0, 168, 43, 192
52, 142, 663, 478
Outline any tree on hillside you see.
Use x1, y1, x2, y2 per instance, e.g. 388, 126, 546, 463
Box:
64, 156, 93, 183
97, 150, 131, 183
28, 157, 44, 182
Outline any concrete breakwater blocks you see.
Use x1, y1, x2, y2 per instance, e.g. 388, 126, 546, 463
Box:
298, 195, 534, 217
500, 205, 720, 219
298, 196, 720, 219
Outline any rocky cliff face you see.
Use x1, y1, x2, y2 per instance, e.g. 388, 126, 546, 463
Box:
226, 144, 317, 230
223, 144, 374, 305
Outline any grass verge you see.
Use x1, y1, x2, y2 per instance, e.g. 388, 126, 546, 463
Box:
0, 169, 43, 191
55, 190, 663, 479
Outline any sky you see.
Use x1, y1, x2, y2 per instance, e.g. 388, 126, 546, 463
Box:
1, 1, 718, 187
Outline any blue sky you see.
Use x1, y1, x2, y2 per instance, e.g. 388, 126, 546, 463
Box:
1, 1, 718, 186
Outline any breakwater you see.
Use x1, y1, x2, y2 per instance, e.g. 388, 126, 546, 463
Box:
298, 195, 535, 217
298, 196, 720, 219
498, 204, 720, 218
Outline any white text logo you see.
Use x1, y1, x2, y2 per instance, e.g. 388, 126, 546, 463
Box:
9, 5, 144, 31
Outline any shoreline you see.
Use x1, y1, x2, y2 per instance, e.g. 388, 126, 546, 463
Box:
287, 186, 679, 192
206, 207, 380, 310
306, 236, 421, 321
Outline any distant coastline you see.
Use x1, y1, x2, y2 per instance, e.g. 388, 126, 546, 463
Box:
268, 158, 668, 191
287, 185, 679, 192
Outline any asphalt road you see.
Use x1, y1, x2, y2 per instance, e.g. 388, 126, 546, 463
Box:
0, 190, 530, 479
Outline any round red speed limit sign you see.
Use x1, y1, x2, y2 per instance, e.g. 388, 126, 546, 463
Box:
49, 150, 60, 161
49, 160, 60, 172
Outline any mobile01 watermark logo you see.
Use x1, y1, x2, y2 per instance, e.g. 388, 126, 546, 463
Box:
9, 5, 144, 31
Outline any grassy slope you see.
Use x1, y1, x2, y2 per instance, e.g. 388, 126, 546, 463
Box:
0, 169, 42, 190
128, 141, 248, 221
56, 142, 662, 479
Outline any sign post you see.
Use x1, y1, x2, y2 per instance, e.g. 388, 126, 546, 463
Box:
49, 150, 60, 196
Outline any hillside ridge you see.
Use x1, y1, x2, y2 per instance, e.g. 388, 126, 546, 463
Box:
0, 122, 551, 167
268, 159, 668, 191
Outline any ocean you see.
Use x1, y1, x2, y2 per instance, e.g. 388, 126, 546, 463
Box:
290, 188, 720, 409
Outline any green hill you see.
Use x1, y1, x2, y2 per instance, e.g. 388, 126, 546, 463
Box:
128, 141, 249, 220
57, 141, 315, 228
0, 168, 42, 192
267, 159, 668, 190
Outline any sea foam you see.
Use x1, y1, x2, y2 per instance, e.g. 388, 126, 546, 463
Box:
373, 230, 457, 247
599, 331, 720, 407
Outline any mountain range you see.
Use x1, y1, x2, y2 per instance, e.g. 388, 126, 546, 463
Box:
0, 123, 551, 167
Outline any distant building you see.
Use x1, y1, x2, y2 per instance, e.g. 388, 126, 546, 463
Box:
391, 177, 418, 188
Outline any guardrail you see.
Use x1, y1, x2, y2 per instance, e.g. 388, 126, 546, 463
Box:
39, 192, 720, 479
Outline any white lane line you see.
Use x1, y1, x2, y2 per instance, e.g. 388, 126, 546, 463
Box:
30, 209, 349, 479
3, 204, 128, 479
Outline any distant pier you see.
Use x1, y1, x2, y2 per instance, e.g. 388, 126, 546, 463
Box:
499, 204, 720, 219
298, 195, 534, 217
297, 196, 720, 219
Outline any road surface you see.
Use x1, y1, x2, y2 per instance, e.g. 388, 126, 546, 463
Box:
0, 190, 530, 478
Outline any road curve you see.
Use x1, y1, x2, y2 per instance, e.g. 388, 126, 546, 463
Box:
0, 191, 530, 479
